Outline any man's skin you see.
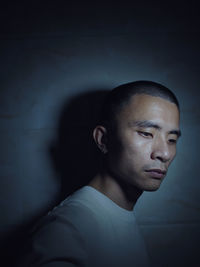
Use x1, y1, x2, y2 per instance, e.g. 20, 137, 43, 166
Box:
89, 94, 180, 211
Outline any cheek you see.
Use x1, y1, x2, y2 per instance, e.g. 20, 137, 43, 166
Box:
122, 136, 152, 162
169, 147, 177, 162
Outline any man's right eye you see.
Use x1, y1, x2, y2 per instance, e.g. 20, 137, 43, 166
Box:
138, 131, 153, 138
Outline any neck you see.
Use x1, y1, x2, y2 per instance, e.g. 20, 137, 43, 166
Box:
88, 171, 143, 211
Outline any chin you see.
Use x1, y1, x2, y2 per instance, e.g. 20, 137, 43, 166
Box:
144, 187, 160, 192
141, 182, 162, 192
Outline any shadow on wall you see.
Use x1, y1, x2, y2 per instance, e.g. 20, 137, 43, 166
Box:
50, 89, 109, 201
1, 89, 109, 267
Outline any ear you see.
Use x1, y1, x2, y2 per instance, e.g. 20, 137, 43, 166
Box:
93, 126, 108, 154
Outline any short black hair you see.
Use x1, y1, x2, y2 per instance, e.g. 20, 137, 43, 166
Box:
100, 80, 180, 132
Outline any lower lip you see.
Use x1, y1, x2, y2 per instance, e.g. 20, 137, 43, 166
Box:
145, 171, 165, 179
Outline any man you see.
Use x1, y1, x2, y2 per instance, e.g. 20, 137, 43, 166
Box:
26, 81, 181, 266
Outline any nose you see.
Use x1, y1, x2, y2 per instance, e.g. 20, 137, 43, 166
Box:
151, 137, 171, 163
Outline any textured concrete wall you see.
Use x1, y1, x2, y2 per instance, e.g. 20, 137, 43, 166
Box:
0, 2, 200, 267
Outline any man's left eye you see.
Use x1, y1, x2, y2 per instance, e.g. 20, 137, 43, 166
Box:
168, 139, 177, 144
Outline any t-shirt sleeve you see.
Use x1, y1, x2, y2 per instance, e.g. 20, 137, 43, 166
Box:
24, 209, 88, 267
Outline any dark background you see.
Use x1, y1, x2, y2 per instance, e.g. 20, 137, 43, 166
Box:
0, 1, 200, 266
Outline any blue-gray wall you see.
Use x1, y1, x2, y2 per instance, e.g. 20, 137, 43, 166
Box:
1, 2, 200, 267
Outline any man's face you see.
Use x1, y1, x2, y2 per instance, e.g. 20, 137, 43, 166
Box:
107, 94, 180, 191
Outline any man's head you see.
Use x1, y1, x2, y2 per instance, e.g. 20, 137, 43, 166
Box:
99, 80, 179, 133
93, 81, 181, 192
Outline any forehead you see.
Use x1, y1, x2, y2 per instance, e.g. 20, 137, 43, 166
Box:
118, 94, 180, 128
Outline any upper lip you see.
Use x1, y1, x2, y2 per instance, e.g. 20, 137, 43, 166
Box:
145, 169, 166, 174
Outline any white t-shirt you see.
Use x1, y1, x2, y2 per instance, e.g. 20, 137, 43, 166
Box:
27, 186, 150, 267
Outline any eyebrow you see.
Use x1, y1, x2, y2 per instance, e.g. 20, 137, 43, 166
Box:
128, 120, 182, 137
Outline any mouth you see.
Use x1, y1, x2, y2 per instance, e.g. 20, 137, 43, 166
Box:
145, 169, 167, 179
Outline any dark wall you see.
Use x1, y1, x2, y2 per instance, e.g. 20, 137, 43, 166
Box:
0, 2, 200, 266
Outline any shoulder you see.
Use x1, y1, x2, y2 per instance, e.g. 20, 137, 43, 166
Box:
26, 195, 97, 266
33, 196, 98, 239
